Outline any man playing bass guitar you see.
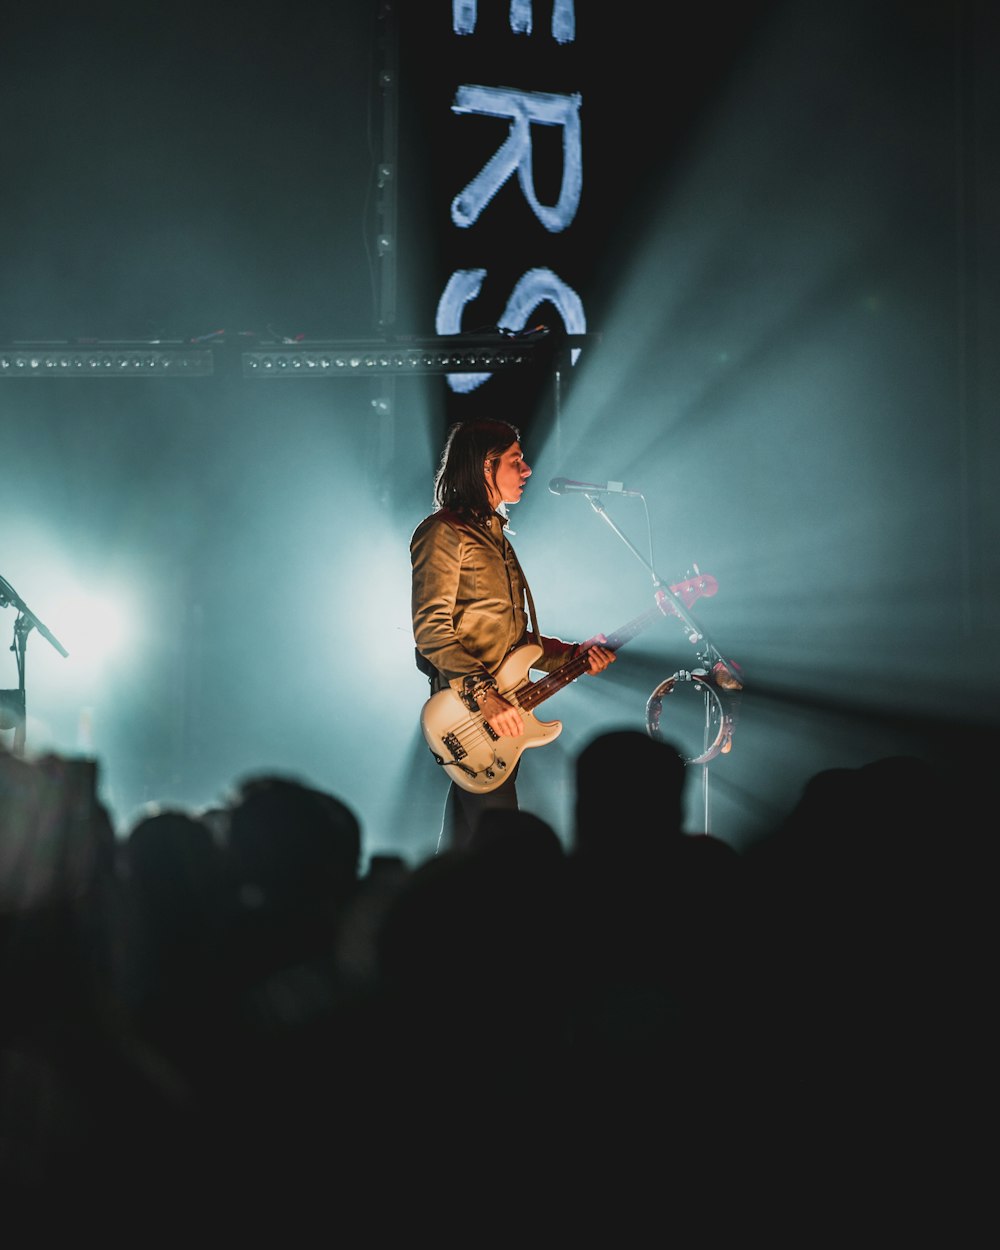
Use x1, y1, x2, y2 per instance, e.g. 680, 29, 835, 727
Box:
410, 417, 616, 852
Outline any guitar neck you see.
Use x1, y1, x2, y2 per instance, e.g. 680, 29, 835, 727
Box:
518, 603, 663, 713
514, 572, 717, 714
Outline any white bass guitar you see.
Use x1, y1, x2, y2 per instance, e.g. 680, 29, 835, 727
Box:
419, 572, 717, 794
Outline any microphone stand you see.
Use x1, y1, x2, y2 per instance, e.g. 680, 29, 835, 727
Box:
0, 573, 69, 758
581, 492, 741, 833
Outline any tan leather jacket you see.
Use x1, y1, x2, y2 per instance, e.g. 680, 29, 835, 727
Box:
410, 508, 577, 693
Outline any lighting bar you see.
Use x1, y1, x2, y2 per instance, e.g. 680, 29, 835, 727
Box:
0, 333, 593, 381
0, 343, 215, 378
241, 334, 561, 378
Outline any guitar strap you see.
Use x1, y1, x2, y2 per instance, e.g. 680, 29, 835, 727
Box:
503, 531, 543, 644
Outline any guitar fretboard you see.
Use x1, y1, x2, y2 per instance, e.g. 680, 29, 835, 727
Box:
512, 574, 717, 713
516, 604, 663, 712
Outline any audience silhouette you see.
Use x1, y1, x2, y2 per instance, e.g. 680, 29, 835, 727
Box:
0, 755, 214, 1229
0, 729, 981, 1229
117, 804, 236, 1094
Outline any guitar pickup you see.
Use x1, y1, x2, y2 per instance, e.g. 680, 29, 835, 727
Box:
441, 732, 466, 761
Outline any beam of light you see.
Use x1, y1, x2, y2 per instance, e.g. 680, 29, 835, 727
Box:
502, 5, 995, 848
39, 587, 135, 672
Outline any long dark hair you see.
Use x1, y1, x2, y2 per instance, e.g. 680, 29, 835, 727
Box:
433, 418, 520, 521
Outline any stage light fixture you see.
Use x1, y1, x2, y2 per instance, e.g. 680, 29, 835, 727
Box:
240, 334, 566, 378
0, 343, 215, 378
0, 333, 592, 381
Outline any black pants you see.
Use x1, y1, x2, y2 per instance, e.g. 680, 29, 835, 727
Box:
440, 765, 520, 853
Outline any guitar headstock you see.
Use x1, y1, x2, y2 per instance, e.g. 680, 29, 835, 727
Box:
658, 572, 719, 612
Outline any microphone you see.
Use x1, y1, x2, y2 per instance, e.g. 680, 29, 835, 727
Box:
548, 477, 642, 498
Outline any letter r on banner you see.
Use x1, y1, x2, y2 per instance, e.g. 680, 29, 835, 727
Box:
450, 85, 582, 232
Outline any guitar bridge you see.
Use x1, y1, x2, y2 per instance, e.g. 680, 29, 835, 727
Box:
441, 731, 466, 762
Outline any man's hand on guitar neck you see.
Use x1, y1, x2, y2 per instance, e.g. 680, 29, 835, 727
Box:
579, 636, 617, 674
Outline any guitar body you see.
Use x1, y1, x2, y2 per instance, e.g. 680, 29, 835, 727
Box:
418, 571, 719, 795
420, 644, 562, 794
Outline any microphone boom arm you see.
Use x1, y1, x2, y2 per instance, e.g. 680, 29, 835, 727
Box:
582, 494, 738, 680
0, 573, 68, 658
1, 571, 69, 759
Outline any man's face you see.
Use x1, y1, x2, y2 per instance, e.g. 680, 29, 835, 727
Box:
488, 441, 532, 507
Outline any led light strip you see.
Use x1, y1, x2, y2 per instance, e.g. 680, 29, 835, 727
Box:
0, 345, 214, 377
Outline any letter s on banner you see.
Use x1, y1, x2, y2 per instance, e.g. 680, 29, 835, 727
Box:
436, 267, 586, 394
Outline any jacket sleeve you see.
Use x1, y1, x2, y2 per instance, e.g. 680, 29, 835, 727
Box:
526, 630, 580, 674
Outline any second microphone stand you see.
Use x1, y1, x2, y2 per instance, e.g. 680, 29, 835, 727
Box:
1, 573, 69, 758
